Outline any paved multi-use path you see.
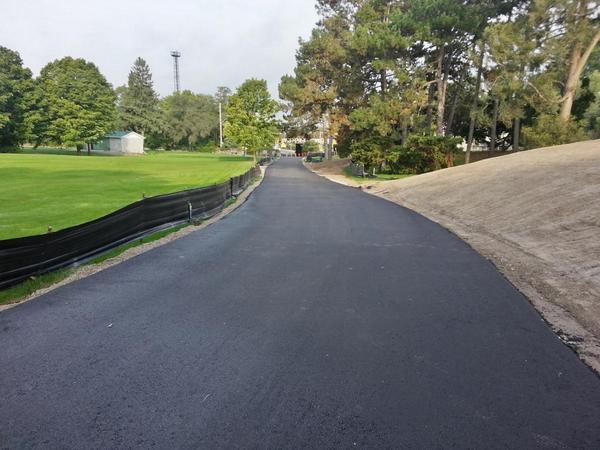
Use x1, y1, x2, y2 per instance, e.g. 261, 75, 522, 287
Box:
1, 159, 600, 449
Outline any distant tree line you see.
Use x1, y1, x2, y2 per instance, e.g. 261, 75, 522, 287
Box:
280, 0, 600, 173
0, 48, 279, 154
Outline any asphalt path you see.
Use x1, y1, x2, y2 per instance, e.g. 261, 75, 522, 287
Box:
1, 158, 599, 449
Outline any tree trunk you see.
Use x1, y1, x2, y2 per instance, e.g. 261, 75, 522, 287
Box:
401, 122, 408, 146
490, 98, 499, 153
513, 118, 520, 151
436, 46, 449, 136
559, 29, 600, 123
380, 70, 387, 98
446, 85, 460, 135
87, 143, 91, 156
426, 81, 434, 130
465, 43, 485, 164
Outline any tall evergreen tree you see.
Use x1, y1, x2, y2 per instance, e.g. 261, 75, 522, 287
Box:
215, 86, 232, 107
0, 46, 33, 149
117, 57, 161, 136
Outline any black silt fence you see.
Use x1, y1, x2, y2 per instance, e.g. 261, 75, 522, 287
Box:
0, 165, 261, 289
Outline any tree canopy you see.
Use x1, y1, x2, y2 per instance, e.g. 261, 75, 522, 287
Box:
27, 57, 116, 149
162, 91, 218, 149
280, 0, 600, 172
117, 57, 161, 136
0, 47, 33, 149
224, 79, 280, 158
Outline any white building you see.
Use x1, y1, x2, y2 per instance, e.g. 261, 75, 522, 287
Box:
95, 131, 145, 154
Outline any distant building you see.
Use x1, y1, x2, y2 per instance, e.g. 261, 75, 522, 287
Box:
94, 131, 144, 154
278, 133, 336, 153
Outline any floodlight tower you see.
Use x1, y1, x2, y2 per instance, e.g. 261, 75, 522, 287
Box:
171, 51, 181, 93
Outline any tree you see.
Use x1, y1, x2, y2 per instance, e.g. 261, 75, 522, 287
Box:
162, 91, 218, 149
28, 57, 116, 152
0, 46, 33, 149
398, 0, 480, 136
225, 79, 280, 160
584, 69, 600, 136
117, 57, 161, 136
281, 0, 595, 172
215, 86, 232, 107
547, 0, 599, 122
486, 0, 598, 148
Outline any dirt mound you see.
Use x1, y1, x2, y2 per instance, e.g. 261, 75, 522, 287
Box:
306, 159, 359, 186
367, 140, 600, 371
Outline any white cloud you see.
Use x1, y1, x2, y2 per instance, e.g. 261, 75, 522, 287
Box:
0, 0, 318, 98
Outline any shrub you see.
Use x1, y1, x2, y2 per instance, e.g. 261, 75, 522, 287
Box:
386, 146, 430, 174
386, 135, 461, 174
303, 140, 321, 153
522, 114, 589, 149
350, 139, 385, 172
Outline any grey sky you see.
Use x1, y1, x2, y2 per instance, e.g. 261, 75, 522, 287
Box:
1, 0, 318, 98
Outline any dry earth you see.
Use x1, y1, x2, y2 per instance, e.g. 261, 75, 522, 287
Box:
308, 141, 600, 372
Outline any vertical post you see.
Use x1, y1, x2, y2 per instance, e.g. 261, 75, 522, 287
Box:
171, 51, 181, 93
466, 42, 485, 164
219, 102, 224, 148
490, 98, 499, 153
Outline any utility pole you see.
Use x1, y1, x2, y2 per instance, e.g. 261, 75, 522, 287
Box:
170, 51, 181, 93
219, 102, 224, 148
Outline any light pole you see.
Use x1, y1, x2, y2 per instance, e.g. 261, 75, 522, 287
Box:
219, 102, 224, 148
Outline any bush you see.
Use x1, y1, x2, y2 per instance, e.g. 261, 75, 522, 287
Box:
303, 140, 321, 153
522, 114, 589, 149
386, 135, 461, 174
350, 139, 385, 172
386, 146, 430, 174
195, 141, 218, 153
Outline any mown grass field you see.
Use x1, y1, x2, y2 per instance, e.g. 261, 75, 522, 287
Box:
0, 151, 254, 239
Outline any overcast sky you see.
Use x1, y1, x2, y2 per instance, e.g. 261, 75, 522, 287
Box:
1, 0, 319, 98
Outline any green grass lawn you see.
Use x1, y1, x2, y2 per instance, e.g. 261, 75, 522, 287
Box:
0, 151, 254, 239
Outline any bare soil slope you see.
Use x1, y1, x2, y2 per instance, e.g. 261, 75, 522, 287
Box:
366, 140, 600, 370
306, 159, 360, 186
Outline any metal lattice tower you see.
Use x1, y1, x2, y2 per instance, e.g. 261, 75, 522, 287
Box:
170, 51, 181, 93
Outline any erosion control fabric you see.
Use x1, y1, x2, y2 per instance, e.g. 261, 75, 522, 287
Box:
0, 165, 260, 288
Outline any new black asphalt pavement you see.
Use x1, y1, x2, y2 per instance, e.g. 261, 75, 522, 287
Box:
1, 158, 600, 449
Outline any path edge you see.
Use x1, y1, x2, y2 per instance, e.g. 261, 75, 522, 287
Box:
0, 167, 268, 313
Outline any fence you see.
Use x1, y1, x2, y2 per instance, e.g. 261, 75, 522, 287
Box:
0, 165, 261, 289
350, 162, 366, 177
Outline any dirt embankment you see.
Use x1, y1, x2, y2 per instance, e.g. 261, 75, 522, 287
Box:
306, 159, 361, 187
311, 141, 600, 372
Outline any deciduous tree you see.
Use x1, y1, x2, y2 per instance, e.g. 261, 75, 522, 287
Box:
28, 57, 116, 152
225, 79, 280, 160
0, 47, 33, 149
162, 91, 218, 149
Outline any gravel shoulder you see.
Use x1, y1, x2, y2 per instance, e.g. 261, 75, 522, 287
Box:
309, 142, 600, 372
